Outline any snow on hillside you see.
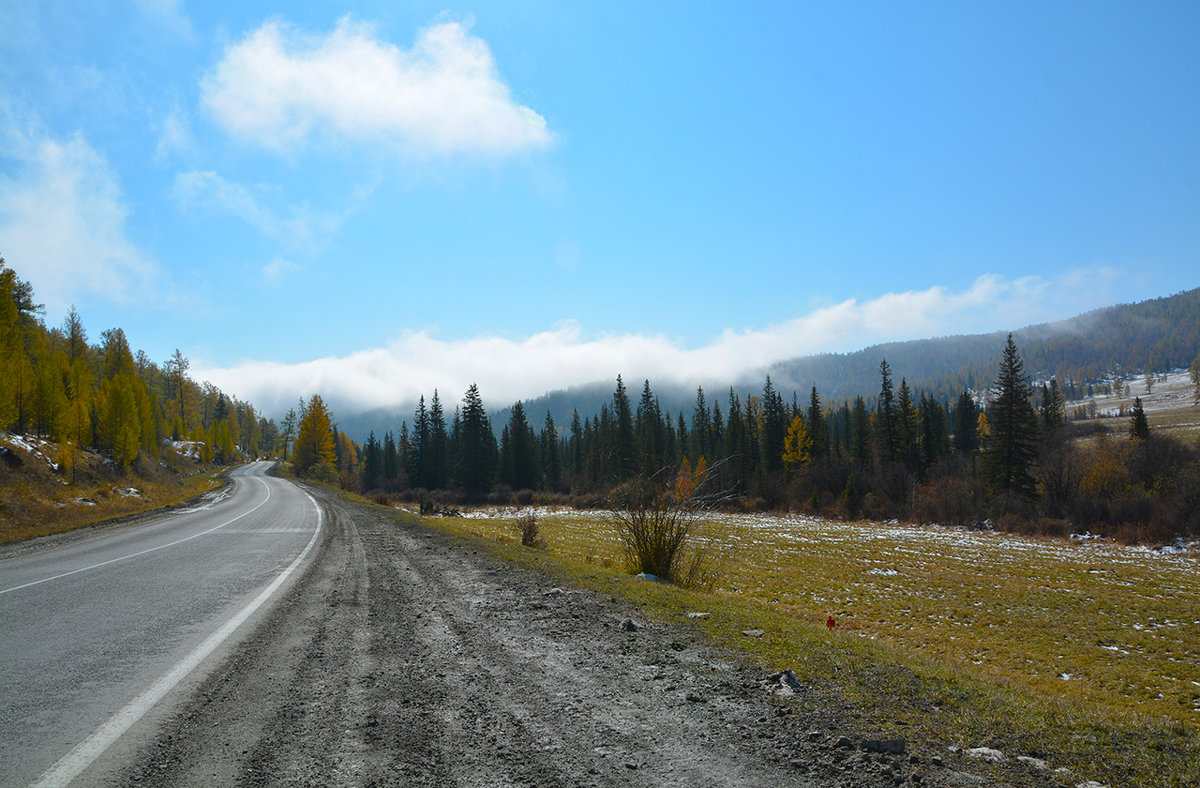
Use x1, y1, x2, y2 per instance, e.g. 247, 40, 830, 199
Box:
0, 432, 61, 474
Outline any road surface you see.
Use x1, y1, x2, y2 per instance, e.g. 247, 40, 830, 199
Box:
0, 462, 321, 788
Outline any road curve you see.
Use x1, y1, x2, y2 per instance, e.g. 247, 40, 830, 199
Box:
0, 462, 322, 788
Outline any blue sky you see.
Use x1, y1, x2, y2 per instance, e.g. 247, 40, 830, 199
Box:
2, 2, 1198, 416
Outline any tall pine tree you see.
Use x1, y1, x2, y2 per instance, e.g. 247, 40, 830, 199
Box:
980, 335, 1040, 497
457, 384, 496, 495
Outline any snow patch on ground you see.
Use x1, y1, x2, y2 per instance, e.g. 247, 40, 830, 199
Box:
1, 431, 61, 473
165, 440, 204, 460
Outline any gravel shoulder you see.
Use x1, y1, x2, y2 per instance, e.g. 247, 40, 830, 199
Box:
91, 487, 1058, 787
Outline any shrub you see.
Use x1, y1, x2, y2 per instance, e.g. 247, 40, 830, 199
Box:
607, 459, 725, 586
515, 513, 546, 549
310, 461, 337, 484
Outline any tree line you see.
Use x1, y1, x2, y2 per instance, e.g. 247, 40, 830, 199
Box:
304, 331, 1198, 543
1, 259, 277, 474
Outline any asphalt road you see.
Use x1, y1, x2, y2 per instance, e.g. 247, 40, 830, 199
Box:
0, 462, 322, 788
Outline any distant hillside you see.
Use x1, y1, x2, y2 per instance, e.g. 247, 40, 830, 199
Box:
759, 287, 1200, 406
342, 287, 1200, 440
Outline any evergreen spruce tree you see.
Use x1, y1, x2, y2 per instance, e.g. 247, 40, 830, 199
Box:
758, 376, 787, 473
1039, 380, 1065, 432
876, 359, 897, 464
675, 412, 688, 469
502, 400, 537, 490
980, 335, 1040, 496
952, 391, 979, 455
428, 390, 448, 489
397, 422, 412, 484
583, 415, 600, 486
724, 388, 746, 491
539, 411, 561, 491
896, 379, 919, 468
635, 381, 660, 474
411, 396, 430, 487
611, 376, 636, 480
382, 430, 398, 483
448, 407, 462, 486
362, 431, 382, 489
742, 394, 761, 481
850, 395, 871, 469
568, 409, 584, 482
1129, 397, 1150, 440
710, 399, 724, 454
918, 393, 948, 468
457, 384, 496, 495
691, 386, 710, 461
806, 386, 827, 460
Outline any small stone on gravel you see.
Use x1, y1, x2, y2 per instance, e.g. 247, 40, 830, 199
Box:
862, 739, 907, 755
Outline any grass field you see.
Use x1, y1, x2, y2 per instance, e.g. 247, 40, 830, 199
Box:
411, 502, 1200, 787
1072, 369, 1200, 438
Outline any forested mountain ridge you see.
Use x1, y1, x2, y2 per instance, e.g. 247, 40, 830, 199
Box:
761, 287, 1200, 407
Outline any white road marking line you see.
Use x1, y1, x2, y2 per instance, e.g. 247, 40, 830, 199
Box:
28, 487, 324, 788
1, 478, 272, 595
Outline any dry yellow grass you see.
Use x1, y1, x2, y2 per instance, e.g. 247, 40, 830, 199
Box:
0, 434, 224, 545
408, 503, 1200, 787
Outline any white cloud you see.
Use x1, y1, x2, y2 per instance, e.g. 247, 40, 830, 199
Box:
172, 170, 348, 249
201, 17, 552, 157
193, 272, 1119, 418
0, 120, 160, 317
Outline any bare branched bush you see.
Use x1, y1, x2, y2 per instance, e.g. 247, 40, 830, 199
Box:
515, 513, 546, 549
607, 458, 728, 586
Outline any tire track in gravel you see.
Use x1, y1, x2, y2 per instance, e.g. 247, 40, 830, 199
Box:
96, 486, 1044, 787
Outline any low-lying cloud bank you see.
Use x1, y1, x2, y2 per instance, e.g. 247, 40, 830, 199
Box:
194, 271, 1120, 417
